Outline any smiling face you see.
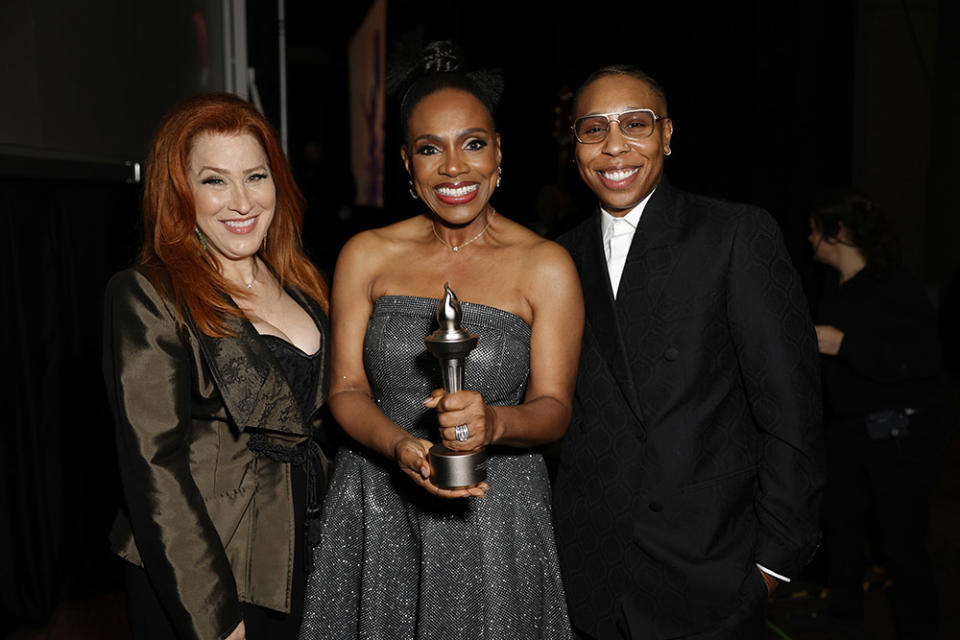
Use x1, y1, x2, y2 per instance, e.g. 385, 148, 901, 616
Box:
401, 88, 501, 228
188, 132, 275, 266
573, 74, 673, 214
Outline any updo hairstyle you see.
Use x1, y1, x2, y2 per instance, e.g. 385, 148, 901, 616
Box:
388, 40, 504, 143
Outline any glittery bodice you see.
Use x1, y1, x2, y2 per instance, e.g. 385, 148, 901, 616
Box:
363, 295, 532, 439
300, 296, 571, 640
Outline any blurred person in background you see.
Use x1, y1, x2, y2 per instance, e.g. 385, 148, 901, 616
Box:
809, 191, 951, 639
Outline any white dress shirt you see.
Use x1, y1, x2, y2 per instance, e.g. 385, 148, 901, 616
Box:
600, 191, 653, 298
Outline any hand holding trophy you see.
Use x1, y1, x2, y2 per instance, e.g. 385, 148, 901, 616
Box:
424, 283, 488, 489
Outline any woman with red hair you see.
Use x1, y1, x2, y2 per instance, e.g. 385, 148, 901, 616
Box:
103, 93, 329, 640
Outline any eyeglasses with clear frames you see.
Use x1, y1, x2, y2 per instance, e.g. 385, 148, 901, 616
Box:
572, 108, 666, 144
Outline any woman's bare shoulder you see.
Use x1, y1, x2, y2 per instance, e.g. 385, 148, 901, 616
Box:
493, 216, 575, 271
339, 216, 428, 259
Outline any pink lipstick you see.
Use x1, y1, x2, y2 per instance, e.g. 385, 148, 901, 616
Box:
221, 216, 258, 234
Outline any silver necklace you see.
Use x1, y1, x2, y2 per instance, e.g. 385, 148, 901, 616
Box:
242, 260, 259, 289
432, 211, 495, 253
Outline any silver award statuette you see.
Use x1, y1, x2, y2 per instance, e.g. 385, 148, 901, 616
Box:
424, 283, 486, 489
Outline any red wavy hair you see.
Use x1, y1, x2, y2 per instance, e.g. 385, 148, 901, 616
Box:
138, 93, 328, 336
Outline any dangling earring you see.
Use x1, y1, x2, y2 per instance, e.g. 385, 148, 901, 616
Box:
195, 226, 209, 250
496, 166, 502, 188
408, 180, 418, 200
262, 230, 268, 253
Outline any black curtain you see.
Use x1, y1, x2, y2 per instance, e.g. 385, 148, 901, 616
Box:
0, 175, 140, 634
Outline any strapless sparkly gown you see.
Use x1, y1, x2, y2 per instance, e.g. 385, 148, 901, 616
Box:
299, 296, 571, 640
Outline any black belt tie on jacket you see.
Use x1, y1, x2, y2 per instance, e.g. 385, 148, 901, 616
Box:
246, 432, 323, 572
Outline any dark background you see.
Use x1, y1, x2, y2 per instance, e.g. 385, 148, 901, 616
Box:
2, 0, 958, 637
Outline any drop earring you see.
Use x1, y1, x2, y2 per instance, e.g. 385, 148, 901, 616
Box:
195, 226, 209, 250
496, 166, 502, 188
408, 180, 418, 200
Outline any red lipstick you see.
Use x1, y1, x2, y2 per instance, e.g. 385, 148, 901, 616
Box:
433, 181, 480, 205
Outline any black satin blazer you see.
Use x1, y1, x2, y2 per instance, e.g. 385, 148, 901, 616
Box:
102, 268, 329, 640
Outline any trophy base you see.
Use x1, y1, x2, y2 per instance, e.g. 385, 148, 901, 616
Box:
428, 443, 487, 489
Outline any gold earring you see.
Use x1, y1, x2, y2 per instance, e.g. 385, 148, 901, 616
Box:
195, 227, 209, 250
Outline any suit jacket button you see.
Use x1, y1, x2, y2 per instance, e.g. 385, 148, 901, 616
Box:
648, 502, 663, 512
663, 347, 679, 361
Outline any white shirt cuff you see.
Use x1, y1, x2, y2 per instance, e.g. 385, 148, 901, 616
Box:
756, 563, 790, 582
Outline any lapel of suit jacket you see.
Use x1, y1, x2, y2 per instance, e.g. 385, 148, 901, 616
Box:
615, 182, 687, 390
190, 291, 316, 437
576, 211, 646, 428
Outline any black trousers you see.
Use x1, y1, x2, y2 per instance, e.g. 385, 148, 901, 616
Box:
572, 576, 767, 640
821, 411, 944, 639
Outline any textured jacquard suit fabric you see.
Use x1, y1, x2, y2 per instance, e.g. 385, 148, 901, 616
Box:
553, 183, 824, 639
102, 268, 330, 640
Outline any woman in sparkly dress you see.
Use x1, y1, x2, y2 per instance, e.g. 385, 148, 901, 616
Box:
299, 43, 582, 639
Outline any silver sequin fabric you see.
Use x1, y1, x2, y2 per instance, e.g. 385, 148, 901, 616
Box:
299, 295, 572, 640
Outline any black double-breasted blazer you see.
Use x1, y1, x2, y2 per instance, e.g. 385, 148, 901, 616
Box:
553, 183, 824, 639
102, 268, 329, 640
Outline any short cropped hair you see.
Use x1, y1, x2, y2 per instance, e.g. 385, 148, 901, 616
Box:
572, 65, 669, 117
